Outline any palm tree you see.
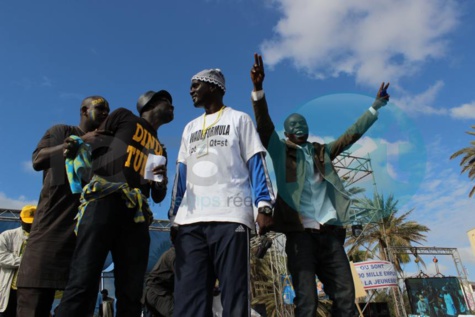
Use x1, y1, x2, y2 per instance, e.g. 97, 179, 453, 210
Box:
348, 247, 373, 263
345, 193, 430, 272
450, 125, 475, 197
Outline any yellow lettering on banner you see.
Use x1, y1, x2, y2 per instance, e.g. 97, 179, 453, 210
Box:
132, 123, 144, 143
125, 146, 136, 167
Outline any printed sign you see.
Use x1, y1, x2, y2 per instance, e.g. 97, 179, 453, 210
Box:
353, 260, 398, 290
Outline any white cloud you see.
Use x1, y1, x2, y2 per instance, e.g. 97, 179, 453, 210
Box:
459, 246, 475, 266
393, 80, 448, 116
0, 192, 37, 210
351, 137, 378, 158
386, 162, 398, 180
399, 139, 475, 278
22, 160, 35, 174
261, 0, 459, 86
393, 82, 475, 119
379, 139, 412, 157
450, 101, 475, 120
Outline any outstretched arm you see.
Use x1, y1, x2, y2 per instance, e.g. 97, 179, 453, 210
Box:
328, 82, 391, 159
32, 126, 68, 171
251, 53, 278, 149
34, 128, 108, 171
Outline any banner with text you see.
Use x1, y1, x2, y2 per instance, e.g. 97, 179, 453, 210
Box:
353, 260, 398, 290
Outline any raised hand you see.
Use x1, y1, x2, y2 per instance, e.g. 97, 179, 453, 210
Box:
251, 53, 265, 91
373, 82, 390, 110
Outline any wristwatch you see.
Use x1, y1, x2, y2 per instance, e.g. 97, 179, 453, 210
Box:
258, 206, 273, 216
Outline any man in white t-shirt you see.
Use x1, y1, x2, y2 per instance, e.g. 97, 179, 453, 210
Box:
169, 68, 275, 317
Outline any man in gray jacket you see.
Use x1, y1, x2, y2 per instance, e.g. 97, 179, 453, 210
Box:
0, 205, 35, 317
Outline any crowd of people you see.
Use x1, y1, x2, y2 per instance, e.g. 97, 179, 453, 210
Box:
1, 53, 391, 317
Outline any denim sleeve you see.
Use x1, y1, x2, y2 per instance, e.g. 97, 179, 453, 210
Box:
168, 162, 187, 222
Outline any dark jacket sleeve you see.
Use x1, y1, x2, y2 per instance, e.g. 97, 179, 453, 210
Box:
251, 95, 276, 149
326, 110, 378, 161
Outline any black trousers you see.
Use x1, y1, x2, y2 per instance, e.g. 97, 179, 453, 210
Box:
55, 194, 150, 317
173, 222, 250, 317
16, 288, 56, 317
285, 229, 356, 317
1, 289, 16, 317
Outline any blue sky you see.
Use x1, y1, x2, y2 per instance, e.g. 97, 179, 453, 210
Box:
1, 0, 475, 282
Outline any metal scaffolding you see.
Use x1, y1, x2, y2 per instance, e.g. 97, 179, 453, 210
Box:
0, 207, 172, 232
0, 208, 21, 222
333, 151, 374, 187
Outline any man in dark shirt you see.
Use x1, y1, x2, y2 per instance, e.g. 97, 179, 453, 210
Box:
56, 89, 174, 317
144, 228, 177, 317
16, 96, 110, 317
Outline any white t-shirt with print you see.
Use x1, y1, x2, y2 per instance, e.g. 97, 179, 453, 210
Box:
174, 107, 266, 229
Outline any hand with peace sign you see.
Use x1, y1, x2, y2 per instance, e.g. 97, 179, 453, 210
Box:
251, 53, 265, 92
372, 82, 391, 110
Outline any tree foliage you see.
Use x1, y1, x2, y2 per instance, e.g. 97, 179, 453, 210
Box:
346, 193, 430, 272
450, 125, 475, 197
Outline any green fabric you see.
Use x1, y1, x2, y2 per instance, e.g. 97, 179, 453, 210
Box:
75, 175, 151, 234
65, 135, 91, 194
